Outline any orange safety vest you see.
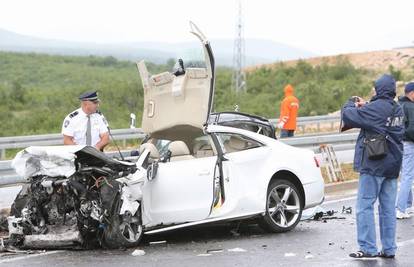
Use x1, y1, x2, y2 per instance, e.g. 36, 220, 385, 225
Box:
278, 84, 299, 130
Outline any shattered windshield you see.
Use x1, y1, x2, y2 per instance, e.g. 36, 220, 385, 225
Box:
172, 45, 206, 74
182, 47, 206, 68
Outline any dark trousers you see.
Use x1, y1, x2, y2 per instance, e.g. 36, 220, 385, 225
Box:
280, 129, 295, 138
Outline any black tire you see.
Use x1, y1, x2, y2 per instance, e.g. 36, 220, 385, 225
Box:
259, 179, 303, 233
103, 197, 143, 248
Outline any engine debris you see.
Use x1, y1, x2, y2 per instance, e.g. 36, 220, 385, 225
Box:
342, 206, 352, 214
5, 146, 143, 250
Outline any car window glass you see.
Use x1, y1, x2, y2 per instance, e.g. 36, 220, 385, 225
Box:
216, 133, 263, 153
181, 47, 206, 69
192, 134, 217, 158
208, 113, 275, 138
171, 46, 206, 74
145, 138, 171, 158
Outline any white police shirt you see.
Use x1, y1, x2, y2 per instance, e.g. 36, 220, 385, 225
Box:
61, 108, 108, 147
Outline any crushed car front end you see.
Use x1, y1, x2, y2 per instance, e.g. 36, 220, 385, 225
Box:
7, 146, 144, 249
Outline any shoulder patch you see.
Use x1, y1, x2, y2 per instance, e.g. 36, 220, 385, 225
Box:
69, 111, 79, 118
64, 120, 70, 128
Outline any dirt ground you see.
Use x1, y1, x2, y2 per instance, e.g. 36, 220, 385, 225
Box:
321, 163, 358, 184
249, 47, 414, 74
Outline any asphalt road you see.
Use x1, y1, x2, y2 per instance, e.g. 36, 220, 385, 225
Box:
2, 186, 414, 267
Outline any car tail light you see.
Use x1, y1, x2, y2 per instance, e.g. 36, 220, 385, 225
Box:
314, 156, 320, 168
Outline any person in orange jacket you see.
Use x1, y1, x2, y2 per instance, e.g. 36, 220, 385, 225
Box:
277, 84, 299, 138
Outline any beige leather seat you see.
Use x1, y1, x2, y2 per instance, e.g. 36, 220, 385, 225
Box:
224, 136, 247, 153
139, 143, 160, 160
169, 141, 194, 161
193, 142, 214, 158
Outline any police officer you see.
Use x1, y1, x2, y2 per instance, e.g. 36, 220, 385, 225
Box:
62, 91, 109, 151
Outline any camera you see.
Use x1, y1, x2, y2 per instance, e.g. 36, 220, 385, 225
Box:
349, 96, 360, 103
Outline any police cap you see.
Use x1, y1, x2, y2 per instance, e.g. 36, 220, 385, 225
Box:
79, 91, 99, 101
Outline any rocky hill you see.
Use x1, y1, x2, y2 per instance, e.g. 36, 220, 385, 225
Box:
252, 48, 414, 72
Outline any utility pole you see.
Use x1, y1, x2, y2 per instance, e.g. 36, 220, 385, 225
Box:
231, 0, 247, 93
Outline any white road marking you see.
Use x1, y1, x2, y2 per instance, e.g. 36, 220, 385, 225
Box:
323, 185, 414, 205
0, 250, 63, 264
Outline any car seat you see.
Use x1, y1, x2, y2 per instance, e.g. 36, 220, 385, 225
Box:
139, 143, 160, 160
193, 141, 214, 158
224, 136, 247, 153
168, 141, 195, 161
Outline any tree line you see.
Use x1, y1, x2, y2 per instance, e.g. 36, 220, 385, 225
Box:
1, 51, 403, 137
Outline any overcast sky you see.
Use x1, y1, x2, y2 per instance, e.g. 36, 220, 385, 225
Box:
1, 0, 413, 56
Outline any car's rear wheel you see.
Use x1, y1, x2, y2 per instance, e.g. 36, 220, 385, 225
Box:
259, 179, 303, 233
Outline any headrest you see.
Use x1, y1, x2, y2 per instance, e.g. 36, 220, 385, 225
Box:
193, 141, 210, 152
139, 143, 160, 159
169, 141, 190, 157
228, 136, 246, 150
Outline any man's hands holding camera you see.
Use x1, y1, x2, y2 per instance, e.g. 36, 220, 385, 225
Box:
349, 96, 366, 107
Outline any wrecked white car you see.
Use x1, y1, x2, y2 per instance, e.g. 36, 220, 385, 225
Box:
7, 22, 324, 249
8, 145, 142, 249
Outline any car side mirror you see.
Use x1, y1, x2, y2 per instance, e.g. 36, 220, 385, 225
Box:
160, 150, 172, 163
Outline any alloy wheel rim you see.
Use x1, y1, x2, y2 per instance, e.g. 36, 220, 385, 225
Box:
119, 216, 142, 242
267, 184, 300, 228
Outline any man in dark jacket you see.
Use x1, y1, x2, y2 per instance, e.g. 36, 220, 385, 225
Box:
396, 82, 414, 219
342, 74, 404, 259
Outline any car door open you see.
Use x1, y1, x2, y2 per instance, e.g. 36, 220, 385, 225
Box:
137, 22, 215, 139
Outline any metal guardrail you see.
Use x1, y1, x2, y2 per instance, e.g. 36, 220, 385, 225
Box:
0, 115, 340, 152
0, 114, 347, 187
270, 114, 340, 124
0, 128, 146, 150
0, 132, 358, 187
270, 114, 340, 127
283, 132, 358, 147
